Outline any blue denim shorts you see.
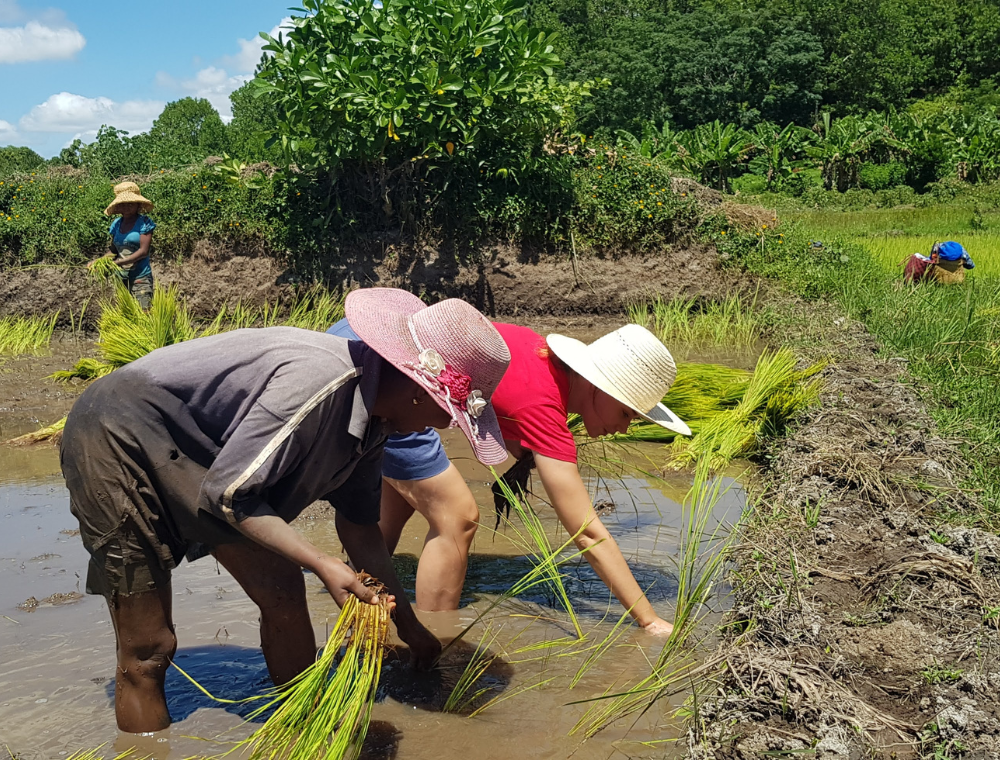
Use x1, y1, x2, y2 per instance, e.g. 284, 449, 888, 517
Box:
328, 319, 450, 482
383, 428, 451, 481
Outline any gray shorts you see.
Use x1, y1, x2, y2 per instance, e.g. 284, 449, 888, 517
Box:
60, 371, 241, 598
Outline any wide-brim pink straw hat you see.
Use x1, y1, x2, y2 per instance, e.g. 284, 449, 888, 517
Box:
346, 288, 511, 466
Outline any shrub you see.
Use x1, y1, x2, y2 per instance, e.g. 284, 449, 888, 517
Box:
859, 161, 907, 191
0, 146, 45, 178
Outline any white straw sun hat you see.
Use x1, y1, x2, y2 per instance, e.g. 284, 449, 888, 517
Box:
546, 324, 691, 436
345, 288, 511, 466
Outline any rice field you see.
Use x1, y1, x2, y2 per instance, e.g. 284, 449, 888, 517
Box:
788, 207, 1000, 278
862, 233, 1000, 278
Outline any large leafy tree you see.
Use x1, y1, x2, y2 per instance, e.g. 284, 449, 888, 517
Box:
148, 98, 229, 167
228, 82, 281, 162
254, 0, 566, 169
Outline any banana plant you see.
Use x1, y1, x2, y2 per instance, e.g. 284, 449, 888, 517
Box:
615, 121, 683, 164
676, 120, 753, 192
747, 121, 811, 190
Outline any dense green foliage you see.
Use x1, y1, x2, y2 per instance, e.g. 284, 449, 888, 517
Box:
534, 0, 1000, 133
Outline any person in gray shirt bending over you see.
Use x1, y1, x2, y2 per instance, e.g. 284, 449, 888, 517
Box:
60, 288, 511, 733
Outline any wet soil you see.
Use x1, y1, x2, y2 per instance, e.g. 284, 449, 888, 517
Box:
0, 339, 91, 439
0, 439, 743, 760
0, 240, 738, 329
689, 297, 1000, 759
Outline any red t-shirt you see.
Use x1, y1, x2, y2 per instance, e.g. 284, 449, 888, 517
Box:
492, 322, 577, 463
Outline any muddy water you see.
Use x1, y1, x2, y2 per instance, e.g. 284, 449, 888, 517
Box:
0, 332, 748, 760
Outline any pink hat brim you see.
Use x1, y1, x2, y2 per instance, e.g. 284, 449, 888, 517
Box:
345, 289, 507, 466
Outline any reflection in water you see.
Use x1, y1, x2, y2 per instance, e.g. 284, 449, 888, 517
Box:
0, 434, 744, 759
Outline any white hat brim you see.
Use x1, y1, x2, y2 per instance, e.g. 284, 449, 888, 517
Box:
546, 333, 691, 437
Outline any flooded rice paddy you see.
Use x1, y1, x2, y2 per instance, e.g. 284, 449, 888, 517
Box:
0, 334, 748, 760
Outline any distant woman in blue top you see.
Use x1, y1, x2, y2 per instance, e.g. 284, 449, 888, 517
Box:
91, 181, 157, 309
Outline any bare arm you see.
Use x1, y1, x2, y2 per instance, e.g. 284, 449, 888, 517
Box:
234, 510, 383, 607
534, 453, 673, 635
336, 513, 442, 669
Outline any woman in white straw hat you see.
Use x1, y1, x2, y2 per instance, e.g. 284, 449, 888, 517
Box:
88, 181, 157, 308
60, 288, 509, 732
331, 302, 688, 635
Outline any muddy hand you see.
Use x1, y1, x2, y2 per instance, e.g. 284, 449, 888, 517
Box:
318, 557, 389, 608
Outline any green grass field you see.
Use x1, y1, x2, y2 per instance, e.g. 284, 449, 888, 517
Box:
786, 206, 1000, 278
754, 200, 1000, 522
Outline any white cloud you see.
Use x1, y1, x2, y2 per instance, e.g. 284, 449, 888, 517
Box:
0, 1, 85, 64
155, 68, 250, 121
155, 17, 294, 120
0, 119, 18, 143
19, 92, 164, 134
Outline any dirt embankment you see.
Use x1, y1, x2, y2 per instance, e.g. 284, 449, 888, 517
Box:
0, 239, 735, 328
692, 299, 1000, 759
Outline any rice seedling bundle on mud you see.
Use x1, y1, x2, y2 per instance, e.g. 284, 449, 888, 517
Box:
0, 313, 58, 355
236, 573, 391, 760
593, 347, 824, 467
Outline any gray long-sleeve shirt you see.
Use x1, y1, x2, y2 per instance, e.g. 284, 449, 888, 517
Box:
69, 326, 389, 560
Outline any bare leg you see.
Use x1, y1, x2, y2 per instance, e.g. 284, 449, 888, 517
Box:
385, 464, 480, 611
213, 542, 315, 686
379, 479, 416, 555
107, 586, 177, 733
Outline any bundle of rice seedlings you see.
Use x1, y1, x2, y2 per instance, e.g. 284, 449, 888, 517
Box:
86, 256, 125, 283
237, 573, 391, 760
7, 416, 66, 446
578, 349, 823, 468
51, 285, 194, 382
668, 348, 823, 468
0, 313, 58, 354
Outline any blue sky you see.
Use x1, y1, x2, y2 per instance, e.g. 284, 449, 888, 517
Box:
0, 0, 295, 157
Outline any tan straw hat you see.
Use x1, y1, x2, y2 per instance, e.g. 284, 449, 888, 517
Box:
105, 181, 154, 216
345, 288, 511, 466
546, 324, 691, 436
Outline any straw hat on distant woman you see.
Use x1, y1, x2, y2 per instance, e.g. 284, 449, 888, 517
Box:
331, 296, 689, 636
88, 181, 157, 309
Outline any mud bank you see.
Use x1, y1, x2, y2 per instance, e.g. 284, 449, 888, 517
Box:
0, 240, 736, 328
690, 298, 1000, 759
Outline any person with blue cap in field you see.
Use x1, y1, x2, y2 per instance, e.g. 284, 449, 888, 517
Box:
903, 241, 975, 285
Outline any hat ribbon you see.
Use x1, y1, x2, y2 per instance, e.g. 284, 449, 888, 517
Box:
404, 317, 488, 436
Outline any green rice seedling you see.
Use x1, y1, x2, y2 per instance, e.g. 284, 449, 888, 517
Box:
64, 749, 150, 760
492, 469, 585, 639
438, 521, 596, 660
627, 291, 763, 349
572, 454, 737, 736
0, 313, 58, 354
236, 574, 391, 760
442, 622, 503, 714
568, 603, 637, 689
284, 286, 348, 332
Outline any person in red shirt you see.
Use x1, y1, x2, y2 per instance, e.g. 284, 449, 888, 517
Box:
335, 301, 689, 635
